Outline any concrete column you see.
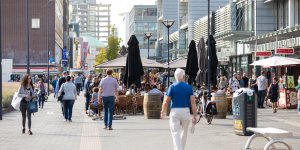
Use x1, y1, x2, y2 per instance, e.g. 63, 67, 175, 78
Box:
289, 0, 295, 28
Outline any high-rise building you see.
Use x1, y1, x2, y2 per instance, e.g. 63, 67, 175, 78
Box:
70, 0, 111, 45
129, 5, 157, 58
1, 0, 64, 75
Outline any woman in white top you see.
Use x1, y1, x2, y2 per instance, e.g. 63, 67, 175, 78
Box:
59, 76, 77, 122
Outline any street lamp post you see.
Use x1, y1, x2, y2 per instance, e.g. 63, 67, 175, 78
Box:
26, 0, 30, 74
207, 0, 212, 100
144, 32, 152, 59
0, 0, 3, 120
162, 20, 175, 87
47, 0, 50, 96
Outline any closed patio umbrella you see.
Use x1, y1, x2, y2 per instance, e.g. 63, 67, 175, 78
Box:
123, 35, 144, 88
196, 37, 207, 86
207, 35, 218, 86
185, 40, 199, 85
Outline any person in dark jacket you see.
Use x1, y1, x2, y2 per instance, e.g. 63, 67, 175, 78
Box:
242, 73, 249, 87
57, 71, 68, 115
84, 74, 93, 114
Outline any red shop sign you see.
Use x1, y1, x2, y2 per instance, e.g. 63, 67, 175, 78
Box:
275, 48, 294, 55
255, 51, 272, 57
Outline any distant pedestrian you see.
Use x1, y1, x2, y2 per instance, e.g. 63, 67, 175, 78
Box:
36, 78, 47, 109
249, 73, 258, 97
161, 68, 197, 150
58, 76, 77, 122
74, 74, 82, 96
268, 78, 279, 113
57, 71, 68, 115
52, 76, 58, 98
256, 71, 268, 108
229, 73, 239, 93
237, 74, 245, 88
242, 73, 249, 87
90, 87, 100, 117
98, 69, 119, 130
18, 74, 36, 135
218, 76, 227, 90
84, 74, 93, 114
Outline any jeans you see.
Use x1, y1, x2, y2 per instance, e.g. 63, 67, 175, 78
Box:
63, 100, 75, 120
38, 95, 45, 108
102, 96, 115, 128
169, 108, 190, 150
20, 101, 32, 129
257, 90, 266, 107
75, 84, 81, 96
85, 93, 91, 111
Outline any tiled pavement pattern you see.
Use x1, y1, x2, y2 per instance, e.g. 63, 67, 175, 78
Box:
0, 93, 299, 150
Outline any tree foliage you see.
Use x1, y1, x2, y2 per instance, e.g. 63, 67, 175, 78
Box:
106, 25, 121, 61
94, 48, 107, 68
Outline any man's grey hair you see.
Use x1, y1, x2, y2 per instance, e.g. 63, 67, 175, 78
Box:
174, 68, 185, 82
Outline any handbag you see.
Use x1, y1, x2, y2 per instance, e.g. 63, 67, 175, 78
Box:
11, 92, 23, 110
28, 100, 38, 113
57, 84, 65, 101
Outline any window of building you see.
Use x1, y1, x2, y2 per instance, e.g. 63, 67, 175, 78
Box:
135, 8, 142, 17
275, 0, 289, 29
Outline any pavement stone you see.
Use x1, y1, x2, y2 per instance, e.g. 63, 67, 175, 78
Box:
0, 93, 299, 150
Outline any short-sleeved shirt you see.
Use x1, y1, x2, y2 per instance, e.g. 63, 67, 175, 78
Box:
166, 82, 193, 108
99, 76, 119, 97
257, 75, 268, 91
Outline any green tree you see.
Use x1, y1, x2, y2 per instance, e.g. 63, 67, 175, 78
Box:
94, 48, 107, 68
106, 25, 121, 61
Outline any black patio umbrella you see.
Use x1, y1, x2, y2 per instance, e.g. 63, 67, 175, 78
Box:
123, 35, 144, 88
196, 37, 207, 86
185, 40, 199, 85
207, 35, 218, 86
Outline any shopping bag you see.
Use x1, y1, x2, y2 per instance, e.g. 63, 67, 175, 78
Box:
27, 100, 38, 113
11, 92, 23, 110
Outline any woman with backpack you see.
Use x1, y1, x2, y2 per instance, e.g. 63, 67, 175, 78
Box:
36, 78, 47, 108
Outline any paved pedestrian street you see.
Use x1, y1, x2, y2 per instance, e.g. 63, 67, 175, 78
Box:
0, 93, 299, 150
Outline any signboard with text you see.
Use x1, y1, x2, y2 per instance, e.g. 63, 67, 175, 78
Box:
275, 48, 294, 55
255, 51, 272, 57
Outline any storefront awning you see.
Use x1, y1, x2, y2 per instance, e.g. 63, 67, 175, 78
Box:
240, 25, 300, 44
214, 30, 254, 41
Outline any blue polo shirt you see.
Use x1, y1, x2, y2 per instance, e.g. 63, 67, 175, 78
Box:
166, 82, 193, 108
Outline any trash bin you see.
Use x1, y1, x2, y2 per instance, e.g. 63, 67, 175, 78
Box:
232, 88, 257, 136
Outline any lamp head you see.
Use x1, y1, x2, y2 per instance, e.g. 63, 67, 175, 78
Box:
144, 32, 152, 38
162, 20, 175, 28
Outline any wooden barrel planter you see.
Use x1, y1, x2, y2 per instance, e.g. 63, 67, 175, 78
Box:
211, 93, 227, 119
143, 93, 162, 119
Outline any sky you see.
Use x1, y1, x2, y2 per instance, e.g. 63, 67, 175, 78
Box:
97, 0, 156, 43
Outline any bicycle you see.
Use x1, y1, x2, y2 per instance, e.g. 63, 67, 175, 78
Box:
195, 90, 215, 125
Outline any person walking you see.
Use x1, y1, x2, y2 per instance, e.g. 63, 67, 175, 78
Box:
74, 74, 82, 96
36, 78, 47, 108
84, 74, 93, 114
242, 73, 249, 87
18, 74, 36, 135
52, 76, 58, 98
160, 68, 197, 150
98, 69, 119, 130
256, 71, 268, 108
57, 71, 68, 115
268, 78, 279, 113
58, 76, 77, 122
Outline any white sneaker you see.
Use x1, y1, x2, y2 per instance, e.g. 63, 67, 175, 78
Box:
64, 119, 68, 122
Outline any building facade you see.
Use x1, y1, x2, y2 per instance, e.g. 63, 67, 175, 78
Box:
1, 0, 64, 74
129, 5, 157, 58
156, 0, 228, 61
69, 0, 111, 45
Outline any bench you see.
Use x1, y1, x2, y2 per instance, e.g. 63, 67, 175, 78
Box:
245, 127, 293, 150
